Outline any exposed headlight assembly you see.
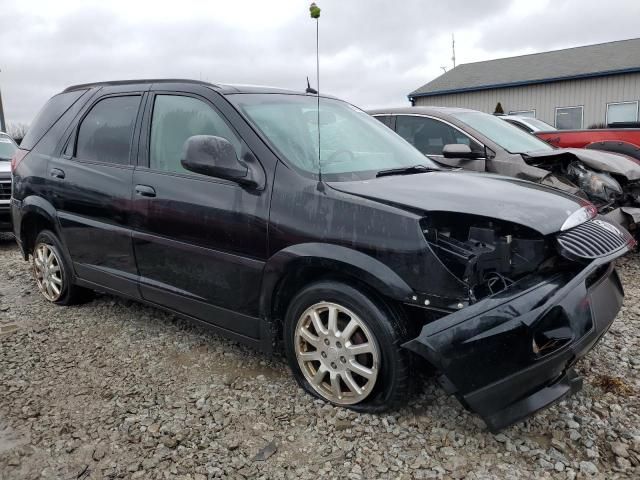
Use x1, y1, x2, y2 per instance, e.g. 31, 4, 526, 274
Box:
566, 161, 623, 203
561, 204, 598, 231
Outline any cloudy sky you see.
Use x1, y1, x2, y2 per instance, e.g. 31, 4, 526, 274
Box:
2, 0, 640, 125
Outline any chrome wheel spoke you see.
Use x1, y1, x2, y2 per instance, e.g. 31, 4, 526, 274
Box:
346, 342, 372, 356
310, 310, 327, 336
50, 281, 60, 296
311, 364, 327, 385
298, 350, 319, 361
300, 327, 321, 346
341, 318, 359, 341
348, 360, 375, 379
327, 305, 338, 335
330, 372, 342, 399
343, 370, 363, 395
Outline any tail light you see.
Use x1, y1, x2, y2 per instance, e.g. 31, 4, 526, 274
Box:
11, 149, 28, 173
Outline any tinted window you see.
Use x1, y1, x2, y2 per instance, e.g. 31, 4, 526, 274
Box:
396, 115, 478, 155
374, 115, 393, 128
149, 95, 242, 175
76, 96, 140, 165
20, 89, 87, 150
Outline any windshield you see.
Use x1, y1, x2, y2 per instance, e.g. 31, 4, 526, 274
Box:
452, 111, 554, 154
229, 93, 439, 181
0, 135, 17, 160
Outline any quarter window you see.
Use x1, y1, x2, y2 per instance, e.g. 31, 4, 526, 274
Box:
76, 96, 140, 165
395, 115, 480, 156
606, 102, 638, 125
149, 95, 242, 175
555, 106, 583, 130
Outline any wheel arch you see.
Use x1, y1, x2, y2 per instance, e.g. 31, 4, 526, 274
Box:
260, 243, 414, 328
18, 196, 61, 259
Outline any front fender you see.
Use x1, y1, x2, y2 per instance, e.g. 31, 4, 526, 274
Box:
260, 243, 414, 318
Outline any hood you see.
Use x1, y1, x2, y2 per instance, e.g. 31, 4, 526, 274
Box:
0, 160, 10, 175
328, 171, 584, 235
525, 148, 640, 181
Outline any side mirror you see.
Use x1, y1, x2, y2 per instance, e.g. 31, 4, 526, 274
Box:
181, 135, 253, 185
443, 144, 481, 159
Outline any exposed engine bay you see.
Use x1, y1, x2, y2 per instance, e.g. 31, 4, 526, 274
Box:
422, 213, 558, 303
523, 151, 640, 228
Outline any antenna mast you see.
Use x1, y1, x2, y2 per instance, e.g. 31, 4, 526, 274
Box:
452, 33, 456, 68
310, 3, 322, 185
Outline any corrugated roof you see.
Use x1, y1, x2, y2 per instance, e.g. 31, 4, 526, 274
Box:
409, 38, 640, 99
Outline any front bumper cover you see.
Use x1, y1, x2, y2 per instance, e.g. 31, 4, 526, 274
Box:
404, 252, 628, 432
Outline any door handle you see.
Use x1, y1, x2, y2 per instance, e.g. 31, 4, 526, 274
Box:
135, 185, 156, 197
50, 168, 65, 179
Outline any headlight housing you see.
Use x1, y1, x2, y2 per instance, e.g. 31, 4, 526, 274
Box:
560, 204, 598, 231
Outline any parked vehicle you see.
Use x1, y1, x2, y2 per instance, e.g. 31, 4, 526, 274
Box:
499, 114, 556, 134
0, 132, 17, 232
11, 80, 635, 431
370, 107, 640, 232
535, 128, 640, 161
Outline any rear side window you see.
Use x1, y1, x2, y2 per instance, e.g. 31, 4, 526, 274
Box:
20, 90, 87, 150
75, 96, 140, 165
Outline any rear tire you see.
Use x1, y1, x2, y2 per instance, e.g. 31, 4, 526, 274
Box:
283, 280, 410, 412
31, 230, 92, 305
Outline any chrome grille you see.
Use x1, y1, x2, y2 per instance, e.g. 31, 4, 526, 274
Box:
0, 179, 11, 201
557, 218, 634, 260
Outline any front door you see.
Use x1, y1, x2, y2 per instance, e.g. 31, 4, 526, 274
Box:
48, 92, 143, 296
395, 115, 486, 172
131, 88, 270, 339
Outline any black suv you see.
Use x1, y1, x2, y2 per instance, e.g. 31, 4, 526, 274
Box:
10, 80, 635, 431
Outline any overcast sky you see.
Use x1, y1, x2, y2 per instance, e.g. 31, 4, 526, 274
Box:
2, 0, 640, 125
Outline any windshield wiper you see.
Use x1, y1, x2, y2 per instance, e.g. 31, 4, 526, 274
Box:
376, 164, 439, 178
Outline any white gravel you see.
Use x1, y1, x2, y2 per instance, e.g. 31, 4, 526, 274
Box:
0, 237, 639, 479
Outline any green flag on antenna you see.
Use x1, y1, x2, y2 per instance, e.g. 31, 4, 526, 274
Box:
309, 3, 321, 19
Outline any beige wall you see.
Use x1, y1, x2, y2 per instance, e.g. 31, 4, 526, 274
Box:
413, 72, 640, 128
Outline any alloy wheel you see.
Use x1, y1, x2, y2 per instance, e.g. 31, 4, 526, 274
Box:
33, 243, 64, 302
294, 302, 380, 405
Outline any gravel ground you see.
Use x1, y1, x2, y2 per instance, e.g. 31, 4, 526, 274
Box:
0, 236, 639, 480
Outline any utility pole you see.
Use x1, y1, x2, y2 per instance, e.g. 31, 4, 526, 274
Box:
452, 33, 456, 69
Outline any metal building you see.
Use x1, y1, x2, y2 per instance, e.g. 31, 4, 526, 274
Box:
408, 38, 640, 129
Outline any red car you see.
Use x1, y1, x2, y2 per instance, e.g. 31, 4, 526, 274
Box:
536, 129, 640, 161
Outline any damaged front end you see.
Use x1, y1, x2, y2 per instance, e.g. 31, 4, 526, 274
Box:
404, 214, 635, 432
525, 150, 640, 234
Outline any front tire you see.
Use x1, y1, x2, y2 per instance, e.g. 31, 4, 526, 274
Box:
284, 280, 410, 412
31, 230, 91, 305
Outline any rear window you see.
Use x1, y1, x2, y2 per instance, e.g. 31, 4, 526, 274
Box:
20, 89, 87, 150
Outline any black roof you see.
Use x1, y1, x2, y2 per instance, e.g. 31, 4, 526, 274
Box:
62, 79, 316, 96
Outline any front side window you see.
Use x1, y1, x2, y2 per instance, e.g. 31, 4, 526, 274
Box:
606, 102, 638, 125
76, 96, 140, 165
396, 115, 480, 156
452, 111, 554, 154
555, 106, 583, 130
149, 95, 242, 175
229, 94, 439, 181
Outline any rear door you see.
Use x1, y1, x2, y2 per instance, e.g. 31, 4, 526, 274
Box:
48, 87, 146, 297
130, 83, 272, 339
